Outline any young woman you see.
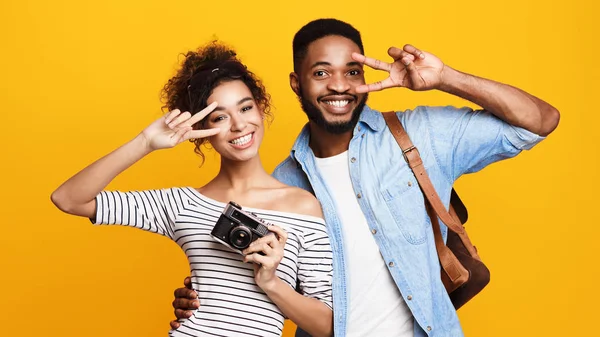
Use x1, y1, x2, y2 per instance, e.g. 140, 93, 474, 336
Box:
51, 42, 333, 337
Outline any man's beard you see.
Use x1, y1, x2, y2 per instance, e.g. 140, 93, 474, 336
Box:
298, 87, 368, 135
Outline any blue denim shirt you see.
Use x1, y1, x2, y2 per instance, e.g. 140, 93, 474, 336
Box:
273, 105, 544, 337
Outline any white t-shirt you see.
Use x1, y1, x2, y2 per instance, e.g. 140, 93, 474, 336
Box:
315, 151, 414, 337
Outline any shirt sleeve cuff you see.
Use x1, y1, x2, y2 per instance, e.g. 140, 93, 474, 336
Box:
89, 192, 104, 225
505, 124, 546, 150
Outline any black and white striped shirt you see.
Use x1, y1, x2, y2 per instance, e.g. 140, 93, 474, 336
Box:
93, 187, 333, 337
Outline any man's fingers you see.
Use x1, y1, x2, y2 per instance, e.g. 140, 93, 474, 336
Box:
183, 276, 192, 289
355, 77, 396, 93
351, 52, 392, 72
355, 83, 379, 94
170, 320, 181, 330
172, 297, 200, 310
404, 59, 423, 87
187, 101, 218, 126
387, 47, 415, 65
174, 287, 197, 300
387, 46, 403, 59
403, 44, 425, 59
174, 308, 194, 319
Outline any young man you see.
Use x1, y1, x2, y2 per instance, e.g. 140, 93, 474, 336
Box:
171, 18, 559, 336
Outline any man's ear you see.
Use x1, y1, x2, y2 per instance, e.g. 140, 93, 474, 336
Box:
289, 72, 300, 96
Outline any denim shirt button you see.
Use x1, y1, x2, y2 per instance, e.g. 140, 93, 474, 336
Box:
407, 295, 412, 300
371, 229, 377, 234
389, 262, 395, 267
361, 134, 365, 138
408, 181, 412, 187
351, 157, 356, 163
357, 193, 362, 199
427, 326, 432, 331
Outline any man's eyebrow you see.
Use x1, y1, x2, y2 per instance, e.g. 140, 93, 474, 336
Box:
310, 61, 363, 68
310, 61, 331, 69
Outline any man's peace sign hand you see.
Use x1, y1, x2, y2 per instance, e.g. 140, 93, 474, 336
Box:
352, 44, 446, 93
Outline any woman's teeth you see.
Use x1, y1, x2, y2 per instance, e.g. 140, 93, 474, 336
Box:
230, 133, 252, 146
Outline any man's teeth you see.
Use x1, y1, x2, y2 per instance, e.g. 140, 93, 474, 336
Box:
325, 100, 350, 107
230, 133, 252, 146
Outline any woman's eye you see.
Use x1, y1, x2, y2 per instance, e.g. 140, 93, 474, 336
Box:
213, 115, 226, 122
241, 106, 253, 112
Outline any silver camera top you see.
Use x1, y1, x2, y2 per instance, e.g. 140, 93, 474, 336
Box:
223, 202, 272, 230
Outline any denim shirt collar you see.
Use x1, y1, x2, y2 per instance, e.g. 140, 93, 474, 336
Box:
290, 105, 385, 163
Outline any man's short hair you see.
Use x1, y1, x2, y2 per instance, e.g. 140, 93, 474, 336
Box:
292, 18, 364, 72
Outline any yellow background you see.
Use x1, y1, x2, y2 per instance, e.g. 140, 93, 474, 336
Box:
1, 0, 597, 336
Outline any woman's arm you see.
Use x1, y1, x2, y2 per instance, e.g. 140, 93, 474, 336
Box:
51, 105, 219, 218
51, 133, 151, 217
243, 195, 333, 337
261, 277, 333, 337
243, 225, 333, 337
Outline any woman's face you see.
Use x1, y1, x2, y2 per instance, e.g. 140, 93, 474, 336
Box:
204, 80, 264, 163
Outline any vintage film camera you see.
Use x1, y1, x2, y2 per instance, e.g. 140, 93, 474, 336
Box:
210, 201, 271, 254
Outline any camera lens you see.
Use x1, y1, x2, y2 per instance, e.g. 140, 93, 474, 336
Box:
229, 226, 252, 249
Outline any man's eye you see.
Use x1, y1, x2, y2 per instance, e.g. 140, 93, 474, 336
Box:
314, 70, 327, 77
348, 69, 361, 76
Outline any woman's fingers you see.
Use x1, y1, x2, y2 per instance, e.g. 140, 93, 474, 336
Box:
184, 128, 221, 141
186, 102, 218, 127
267, 225, 288, 245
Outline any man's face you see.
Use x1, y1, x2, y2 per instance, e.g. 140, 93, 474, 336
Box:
291, 35, 368, 134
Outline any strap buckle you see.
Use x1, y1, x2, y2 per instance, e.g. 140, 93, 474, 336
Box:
402, 145, 419, 163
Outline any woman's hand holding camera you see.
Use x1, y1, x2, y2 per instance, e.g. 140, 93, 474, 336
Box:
242, 225, 288, 291
140, 102, 221, 151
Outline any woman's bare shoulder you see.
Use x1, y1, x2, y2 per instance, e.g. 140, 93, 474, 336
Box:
276, 186, 323, 219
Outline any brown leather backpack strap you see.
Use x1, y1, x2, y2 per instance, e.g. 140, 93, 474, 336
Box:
383, 111, 473, 292
382, 112, 463, 234
383, 112, 483, 259
427, 203, 470, 291
449, 205, 482, 260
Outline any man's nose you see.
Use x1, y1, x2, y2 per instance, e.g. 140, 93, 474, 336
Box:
327, 73, 351, 93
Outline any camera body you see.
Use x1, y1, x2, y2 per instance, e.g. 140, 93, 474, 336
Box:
211, 201, 271, 254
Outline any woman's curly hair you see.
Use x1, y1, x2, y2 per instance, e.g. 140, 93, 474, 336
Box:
160, 40, 272, 165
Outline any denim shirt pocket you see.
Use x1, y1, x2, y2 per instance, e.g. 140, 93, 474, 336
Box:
381, 174, 432, 245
